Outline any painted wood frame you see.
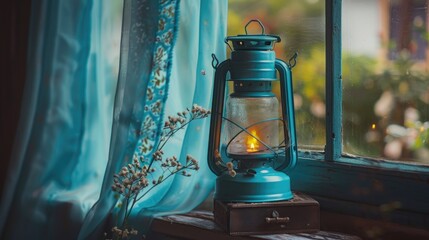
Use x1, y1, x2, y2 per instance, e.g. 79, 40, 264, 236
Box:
288, 0, 429, 231
325, 0, 342, 161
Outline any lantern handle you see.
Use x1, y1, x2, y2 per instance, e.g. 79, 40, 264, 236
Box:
245, 19, 265, 35
208, 59, 231, 176
275, 59, 298, 170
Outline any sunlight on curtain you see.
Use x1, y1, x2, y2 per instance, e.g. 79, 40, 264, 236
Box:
134, 0, 228, 217
0, 0, 121, 239
78, 0, 227, 238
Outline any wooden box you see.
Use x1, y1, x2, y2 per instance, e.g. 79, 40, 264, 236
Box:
213, 192, 320, 236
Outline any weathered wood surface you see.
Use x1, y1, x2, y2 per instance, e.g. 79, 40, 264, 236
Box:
150, 211, 361, 240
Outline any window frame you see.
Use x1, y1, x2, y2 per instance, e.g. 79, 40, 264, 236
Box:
289, 0, 429, 230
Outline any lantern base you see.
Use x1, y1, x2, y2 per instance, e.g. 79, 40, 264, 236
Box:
214, 165, 293, 202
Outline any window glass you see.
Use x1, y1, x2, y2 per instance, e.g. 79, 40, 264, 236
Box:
228, 0, 326, 150
343, 0, 429, 164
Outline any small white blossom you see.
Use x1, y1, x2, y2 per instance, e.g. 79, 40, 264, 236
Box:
226, 162, 234, 170
229, 170, 237, 177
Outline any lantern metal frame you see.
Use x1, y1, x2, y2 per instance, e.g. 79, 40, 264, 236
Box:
208, 19, 298, 202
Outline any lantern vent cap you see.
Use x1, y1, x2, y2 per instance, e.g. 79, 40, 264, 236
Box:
225, 19, 281, 51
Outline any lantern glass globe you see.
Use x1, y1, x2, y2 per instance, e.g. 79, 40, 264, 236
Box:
224, 95, 284, 156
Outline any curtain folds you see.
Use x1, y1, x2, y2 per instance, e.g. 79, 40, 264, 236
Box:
0, 0, 121, 239
79, 0, 227, 238
1, 0, 227, 239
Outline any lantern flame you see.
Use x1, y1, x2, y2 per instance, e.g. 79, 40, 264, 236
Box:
247, 130, 260, 153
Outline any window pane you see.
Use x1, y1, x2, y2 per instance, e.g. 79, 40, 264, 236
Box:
343, 0, 429, 164
228, 0, 326, 150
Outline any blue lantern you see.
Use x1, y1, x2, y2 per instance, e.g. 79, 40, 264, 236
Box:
208, 20, 298, 202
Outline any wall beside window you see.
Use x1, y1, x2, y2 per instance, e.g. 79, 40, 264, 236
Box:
0, 0, 31, 195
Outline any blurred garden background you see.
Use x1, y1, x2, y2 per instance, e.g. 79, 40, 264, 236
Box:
228, 0, 429, 164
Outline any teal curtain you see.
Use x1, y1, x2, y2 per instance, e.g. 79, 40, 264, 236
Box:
79, 0, 228, 238
0, 0, 227, 239
0, 0, 122, 239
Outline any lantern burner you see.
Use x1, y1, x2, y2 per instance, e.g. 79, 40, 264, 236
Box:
223, 117, 289, 161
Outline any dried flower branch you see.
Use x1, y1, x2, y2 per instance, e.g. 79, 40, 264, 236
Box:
107, 104, 210, 240
214, 149, 237, 177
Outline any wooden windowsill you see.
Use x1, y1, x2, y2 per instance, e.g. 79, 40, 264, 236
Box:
149, 210, 361, 240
